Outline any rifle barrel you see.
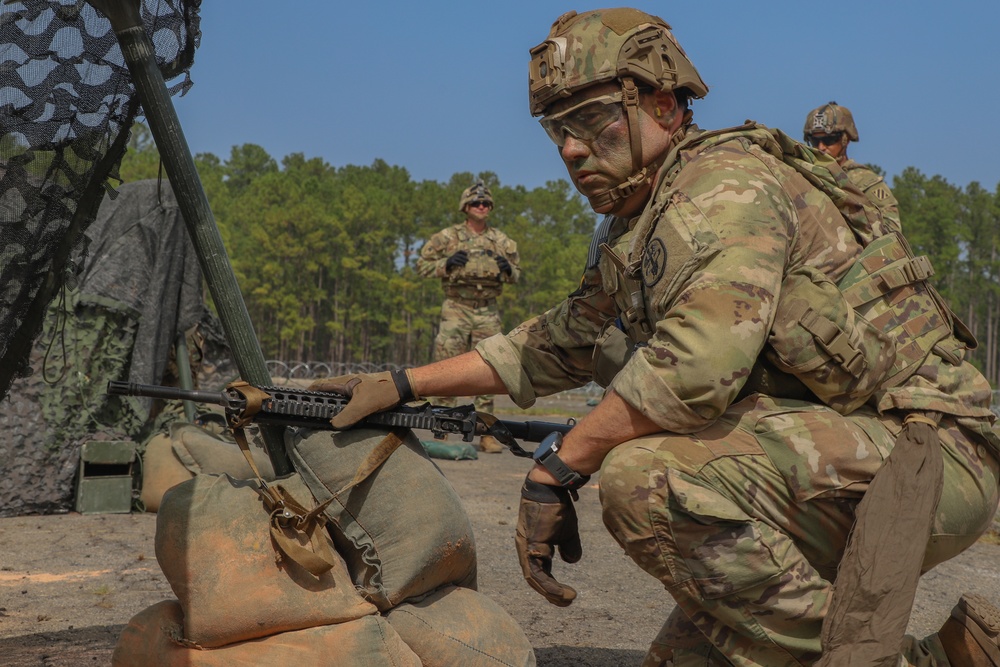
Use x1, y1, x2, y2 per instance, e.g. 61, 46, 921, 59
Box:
496, 420, 574, 442
107, 381, 226, 406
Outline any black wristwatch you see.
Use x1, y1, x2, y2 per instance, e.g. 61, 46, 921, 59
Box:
533, 432, 590, 490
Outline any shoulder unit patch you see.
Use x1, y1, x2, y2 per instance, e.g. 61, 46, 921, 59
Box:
642, 238, 667, 288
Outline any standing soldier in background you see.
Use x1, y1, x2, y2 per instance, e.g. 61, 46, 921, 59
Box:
804, 101, 901, 229
415, 180, 521, 453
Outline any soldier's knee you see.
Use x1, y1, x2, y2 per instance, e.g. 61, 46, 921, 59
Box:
600, 443, 657, 527
603, 454, 793, 597
598, 443, 669, 568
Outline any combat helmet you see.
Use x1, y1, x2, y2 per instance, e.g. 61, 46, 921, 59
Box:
803, 101, 859, 142
528, 8, 708, 213
528, 8, 707, 115
459, 180, 493, 212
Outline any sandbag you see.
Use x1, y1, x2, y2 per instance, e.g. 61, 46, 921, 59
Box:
387, 585, 536, 667
170, 422, 276, 479
112, 600, 422, 666
140, 422, 276, 512
286, 427, 477, 611
139, 431, 195, 512
421, 439, 478, 460
155, 472, 376, 647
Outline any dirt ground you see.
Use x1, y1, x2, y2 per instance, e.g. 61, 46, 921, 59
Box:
1, 394, 999, 666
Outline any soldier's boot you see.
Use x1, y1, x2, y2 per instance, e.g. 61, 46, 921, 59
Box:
939, 594, 1000, 666
478, 435, 503, 454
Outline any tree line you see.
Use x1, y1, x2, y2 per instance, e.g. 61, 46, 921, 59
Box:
117, 125, 596, 366
117, 125, 1000, 387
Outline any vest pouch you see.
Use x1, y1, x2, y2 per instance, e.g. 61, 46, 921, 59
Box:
767, 266, 895, 414
593, 320, 635, 388
837, 233, 958, 386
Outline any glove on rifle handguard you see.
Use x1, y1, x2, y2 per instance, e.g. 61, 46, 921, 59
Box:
309, 369, 417, 429
515, 477, 582, 607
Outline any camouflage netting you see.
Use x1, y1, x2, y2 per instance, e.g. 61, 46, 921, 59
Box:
0, 0, 201, 401
0, 1, 203, 515
0, 179, 229, 516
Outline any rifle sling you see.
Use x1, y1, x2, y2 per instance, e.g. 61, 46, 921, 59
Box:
227, 380, 341, 577
331, 427, 409, 498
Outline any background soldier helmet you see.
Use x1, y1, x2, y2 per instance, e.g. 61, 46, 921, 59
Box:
803, 101, 860, 142
528, 7, 708, 116
459, 180, 494, 211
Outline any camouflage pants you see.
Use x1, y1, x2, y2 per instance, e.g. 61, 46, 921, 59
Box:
432, 298, 502, 413
599, 395, 1000, 667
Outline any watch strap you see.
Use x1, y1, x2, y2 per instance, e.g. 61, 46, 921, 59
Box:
535, 433, 590, 490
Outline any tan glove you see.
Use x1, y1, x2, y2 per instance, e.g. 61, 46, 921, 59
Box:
515, 477, 582, 607
309, 370, 416, 429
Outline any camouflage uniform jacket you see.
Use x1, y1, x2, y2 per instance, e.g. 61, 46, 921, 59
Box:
842, 158, 901, 231
415, 223, 520, 302
478, 124, 996, 445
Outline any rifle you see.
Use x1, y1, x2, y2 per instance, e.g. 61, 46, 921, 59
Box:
106, 380, 574, 458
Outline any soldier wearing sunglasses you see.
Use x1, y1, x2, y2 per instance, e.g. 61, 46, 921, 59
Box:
413, 180, 520, 453
804, 101, 901, 230
314, 9, 999, 665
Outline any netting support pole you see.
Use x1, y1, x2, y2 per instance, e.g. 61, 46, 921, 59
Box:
88, 0, 293, 475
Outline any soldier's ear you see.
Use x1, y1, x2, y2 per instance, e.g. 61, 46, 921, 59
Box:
651, 89, 680, 129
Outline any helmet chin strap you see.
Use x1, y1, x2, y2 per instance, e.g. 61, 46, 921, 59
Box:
586, 78, 690, 215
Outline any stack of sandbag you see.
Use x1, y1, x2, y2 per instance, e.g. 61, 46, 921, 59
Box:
287, 427, 536, 665
139, 422, 275, 512
113, 472, 417, 665
114, 427, 536, 666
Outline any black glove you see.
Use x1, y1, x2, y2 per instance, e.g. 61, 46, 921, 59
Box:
495, 255, 512, 276
515, 478, 582, 607
445, 251, 469, 272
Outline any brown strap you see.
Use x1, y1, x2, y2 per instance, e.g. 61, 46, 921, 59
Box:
332, 427, 409, 498
232, 423, 269, 483
622, 77, 643, 174
225, 380, 271, 430
225, 380, 341, 576
264, 484, 339, 577
232, 423, 339, 576
817, 411, 943, 666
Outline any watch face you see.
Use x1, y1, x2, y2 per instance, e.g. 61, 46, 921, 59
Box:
533, 432, 561, 461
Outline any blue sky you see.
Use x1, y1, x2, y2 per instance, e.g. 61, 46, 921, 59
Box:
172, 1, 1000, 194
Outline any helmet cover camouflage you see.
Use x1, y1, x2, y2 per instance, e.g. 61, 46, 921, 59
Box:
528, 8, 708, 116
804, 101, 859, 142
459, 180, 494, 211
